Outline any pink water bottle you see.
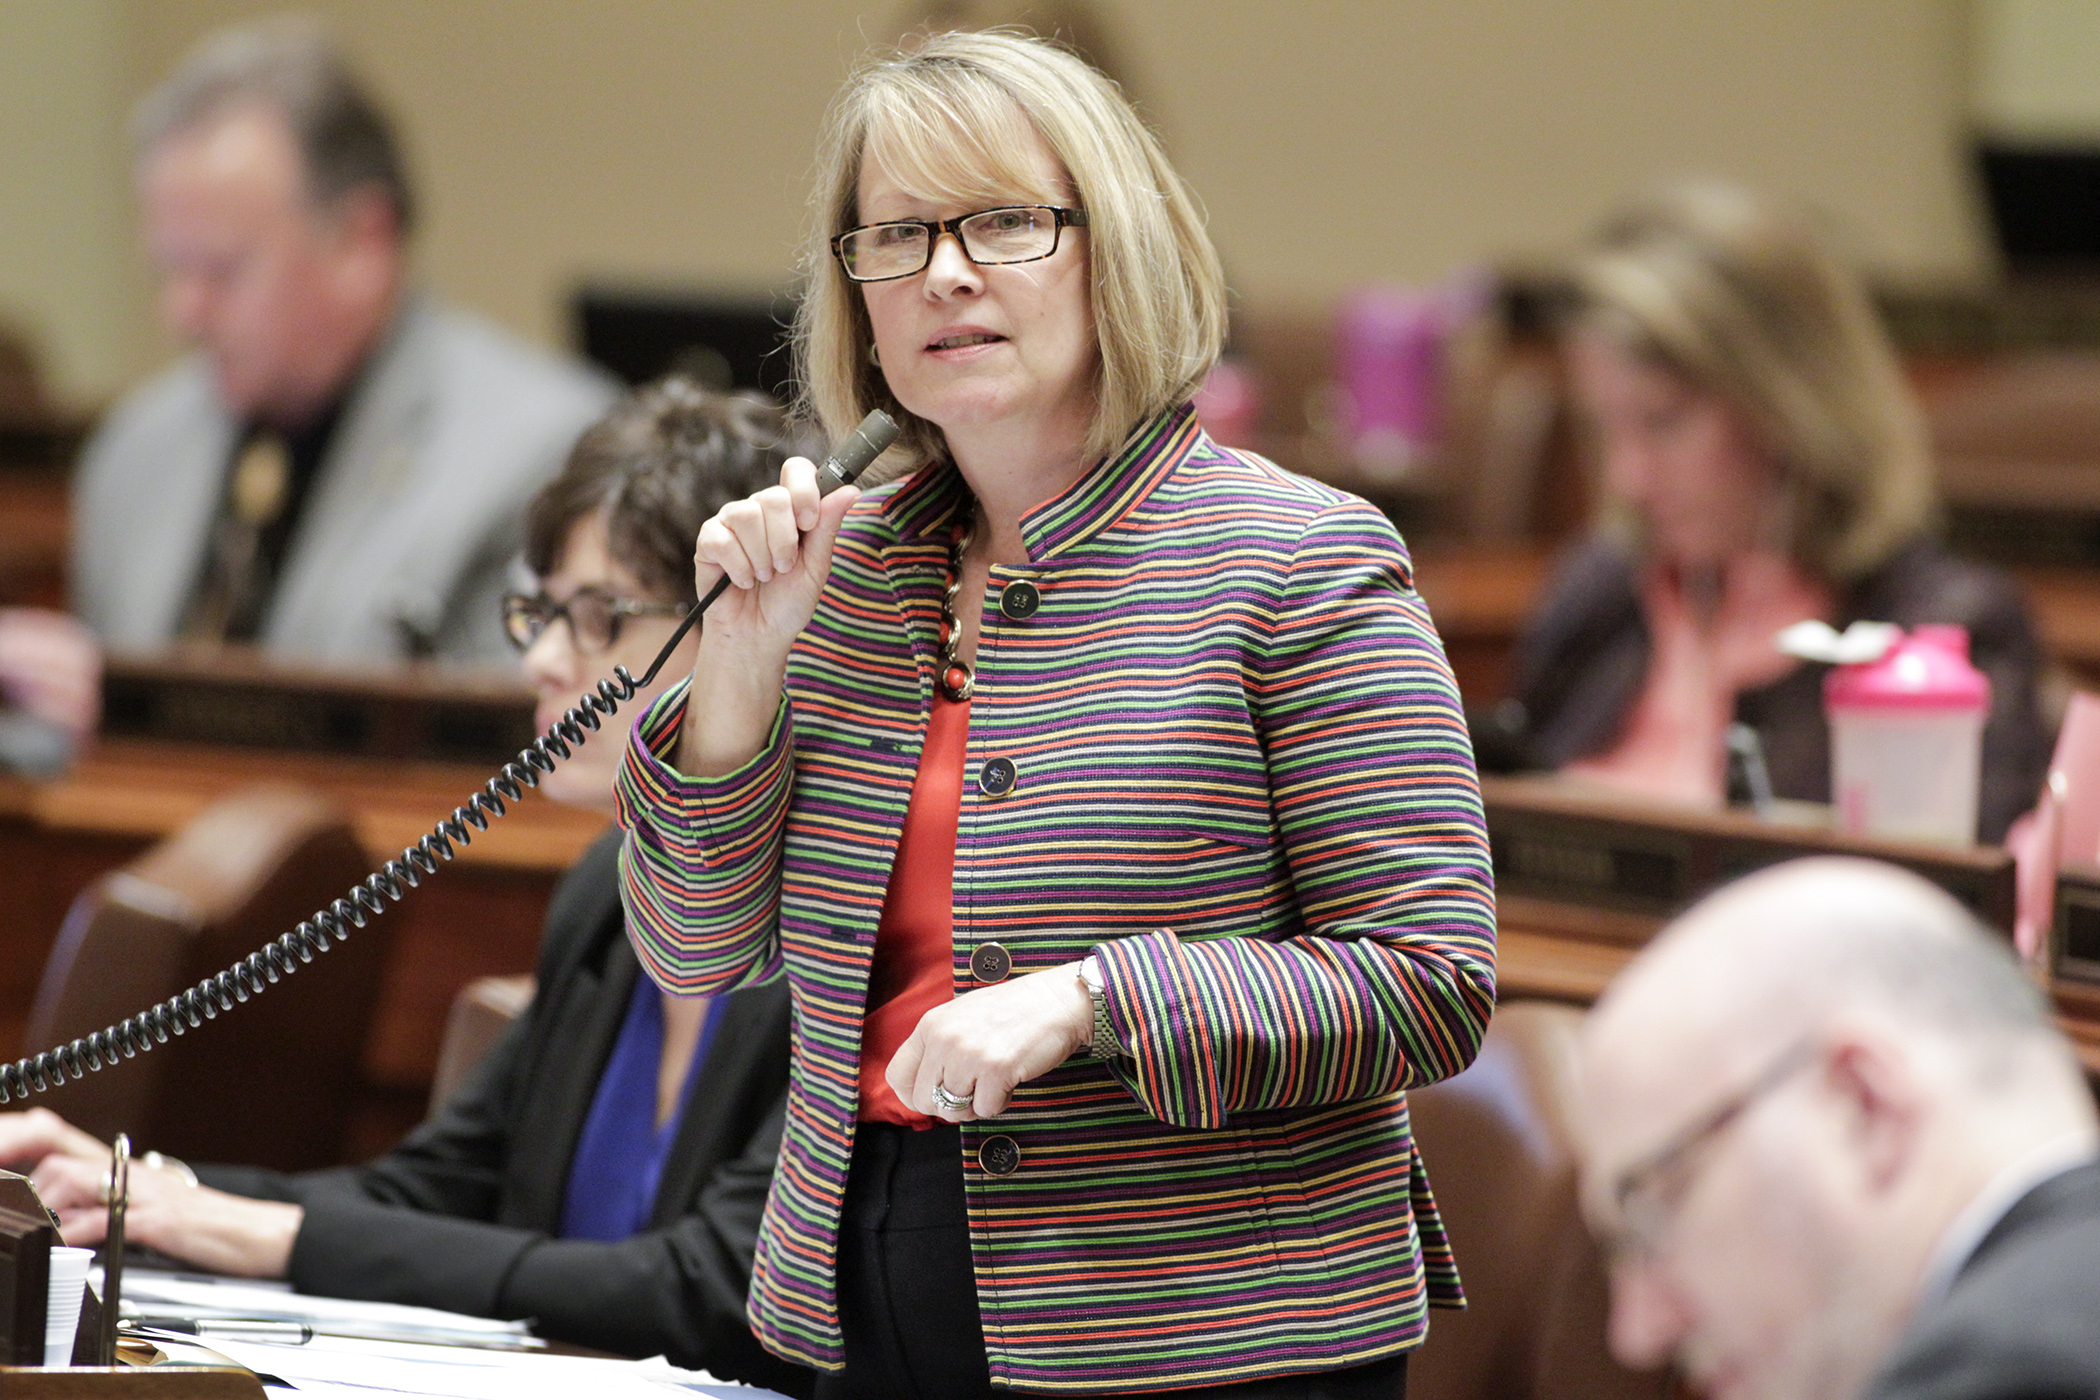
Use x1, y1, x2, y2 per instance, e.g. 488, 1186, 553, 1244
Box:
1824, 625, 1992, 843
1335, 287, 1447, 482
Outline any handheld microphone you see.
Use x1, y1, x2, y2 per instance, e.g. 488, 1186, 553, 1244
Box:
815, 409, 902, 496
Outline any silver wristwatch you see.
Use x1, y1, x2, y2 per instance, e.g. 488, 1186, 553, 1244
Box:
1078, 955, 1122, 1060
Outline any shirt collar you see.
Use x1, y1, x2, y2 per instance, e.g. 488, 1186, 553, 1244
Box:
876, 404, 1205, 562
1914, 1132, 2098, 1306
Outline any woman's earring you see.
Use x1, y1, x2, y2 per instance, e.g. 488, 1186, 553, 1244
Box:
867, 342, 882, 368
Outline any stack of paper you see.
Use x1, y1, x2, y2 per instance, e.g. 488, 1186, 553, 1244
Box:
122, 1270, 540, 1348
194, 1333, 783, 1399
118, 1270, 790, 1398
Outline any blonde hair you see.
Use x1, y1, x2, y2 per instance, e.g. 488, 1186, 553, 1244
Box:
1574, 181, 1934, 581
796, 30, 1226, 472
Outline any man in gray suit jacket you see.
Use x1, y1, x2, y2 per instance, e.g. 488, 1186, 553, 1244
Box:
1573, 858, 2100, 1400
1, 17, 611, 739
74, 287, 613, 663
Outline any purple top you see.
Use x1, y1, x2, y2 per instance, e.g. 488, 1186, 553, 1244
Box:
559, 977, 725, 1242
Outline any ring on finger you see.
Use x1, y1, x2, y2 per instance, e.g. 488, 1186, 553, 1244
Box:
930, 1084, 972, 1113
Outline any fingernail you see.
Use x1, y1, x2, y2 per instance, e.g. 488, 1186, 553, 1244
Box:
799, 511, 816, 529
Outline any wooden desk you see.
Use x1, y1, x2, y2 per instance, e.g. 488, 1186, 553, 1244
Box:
1402, 539, 2100, 708
1480, 776, 2100, 1079
1411, 544, 1553, 706
1498, 901, 2100, 1082
0, 737, 607, 1157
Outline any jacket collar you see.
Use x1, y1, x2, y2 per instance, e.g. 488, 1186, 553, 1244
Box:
878, 456, 969, 545
875, 404, 1204, 563
1960, 1155, 2100, 1283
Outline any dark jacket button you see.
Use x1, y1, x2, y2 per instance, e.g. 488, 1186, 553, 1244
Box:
979, 1134, 1021, 1175
998, 581, 1040, 620
979, 756, 1017, 796
970, 942, 1012, 982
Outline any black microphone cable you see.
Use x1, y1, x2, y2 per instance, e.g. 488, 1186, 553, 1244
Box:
0, 410, 897, 1102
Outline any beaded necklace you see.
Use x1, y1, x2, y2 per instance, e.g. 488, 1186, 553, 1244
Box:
935, 500, 978, 702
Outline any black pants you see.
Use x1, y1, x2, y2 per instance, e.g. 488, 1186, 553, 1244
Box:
817, 1122, 1410, 1400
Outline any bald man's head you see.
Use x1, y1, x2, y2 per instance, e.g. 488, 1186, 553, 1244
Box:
1573, 858, 2095, 1400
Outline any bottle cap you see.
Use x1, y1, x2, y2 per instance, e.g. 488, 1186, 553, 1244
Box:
1824, 624, 1991, 713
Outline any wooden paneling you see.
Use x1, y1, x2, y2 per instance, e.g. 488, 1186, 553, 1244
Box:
99, 651, 539, 766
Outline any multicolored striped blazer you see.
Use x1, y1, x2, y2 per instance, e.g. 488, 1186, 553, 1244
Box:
616, 406, 1497, 1393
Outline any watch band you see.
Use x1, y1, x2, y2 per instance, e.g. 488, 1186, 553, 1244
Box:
1078, 955, 1121, 1060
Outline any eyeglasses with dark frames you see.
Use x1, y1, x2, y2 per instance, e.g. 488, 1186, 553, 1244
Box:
503, 587, 686, 655
831, 205, 1089, 283
1605, 1037, 1821, 1263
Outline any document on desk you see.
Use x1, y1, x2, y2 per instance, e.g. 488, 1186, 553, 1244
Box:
120, 1271, 790, 1398
123, 1269, 540, 1348
198, 1332, 786, 1399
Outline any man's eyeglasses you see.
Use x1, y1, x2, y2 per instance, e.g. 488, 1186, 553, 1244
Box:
1606, 1037, 1821, 1263
831, 205, 1089, 283
502, 588, 685, 654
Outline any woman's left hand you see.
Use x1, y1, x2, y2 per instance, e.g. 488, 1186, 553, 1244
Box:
888, 963, 1094, 1119
30, 1153, 301, 1278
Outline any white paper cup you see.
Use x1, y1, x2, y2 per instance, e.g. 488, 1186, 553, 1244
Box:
43, 1247, 93, 1366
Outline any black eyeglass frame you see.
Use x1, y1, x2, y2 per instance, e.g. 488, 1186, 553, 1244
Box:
830, 205, 1090, 283
502, 587, 688, 655
1605, 1036, 1821, 1262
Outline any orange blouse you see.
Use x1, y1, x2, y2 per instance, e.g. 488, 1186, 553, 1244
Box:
856, 688, 970, 1126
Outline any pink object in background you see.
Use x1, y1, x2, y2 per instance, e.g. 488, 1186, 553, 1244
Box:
2009, 692, 2100, 961
1824, 625, 1992, 843
1334, 286, 1450, 482
2044, 692, 2100, 865
2009, 772, 2064, 963
1191, 357, 1262, 450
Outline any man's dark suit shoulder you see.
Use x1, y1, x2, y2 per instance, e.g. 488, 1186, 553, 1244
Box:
1867, 1162, 2100, 1400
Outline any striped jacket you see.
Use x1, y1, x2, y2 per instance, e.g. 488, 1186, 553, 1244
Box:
616, 407, 1497, 1392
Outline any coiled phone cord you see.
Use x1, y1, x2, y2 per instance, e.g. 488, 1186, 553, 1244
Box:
0, 410, 898, 1104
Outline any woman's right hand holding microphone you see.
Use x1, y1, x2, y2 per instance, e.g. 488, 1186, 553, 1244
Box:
678, 457, 860, 778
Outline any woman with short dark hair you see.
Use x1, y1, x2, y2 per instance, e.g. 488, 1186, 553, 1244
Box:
7, 378, 813, 1394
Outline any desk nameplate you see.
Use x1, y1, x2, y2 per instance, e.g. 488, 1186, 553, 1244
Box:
101, 652, 535, 766
1482, 776, 2016, 935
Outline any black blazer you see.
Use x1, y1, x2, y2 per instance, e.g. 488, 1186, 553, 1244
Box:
1865, 1160, 2100, 1400
1485, 535, 2051, 843
198, 830, 808, 1395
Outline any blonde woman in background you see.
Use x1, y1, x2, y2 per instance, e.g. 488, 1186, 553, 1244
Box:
1492, 182, 2049, 841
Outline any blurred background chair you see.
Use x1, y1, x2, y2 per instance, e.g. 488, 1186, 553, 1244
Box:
1407, 999, 1672, 1400
426, 973, 534, 1114
23, 785, 393, 1172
